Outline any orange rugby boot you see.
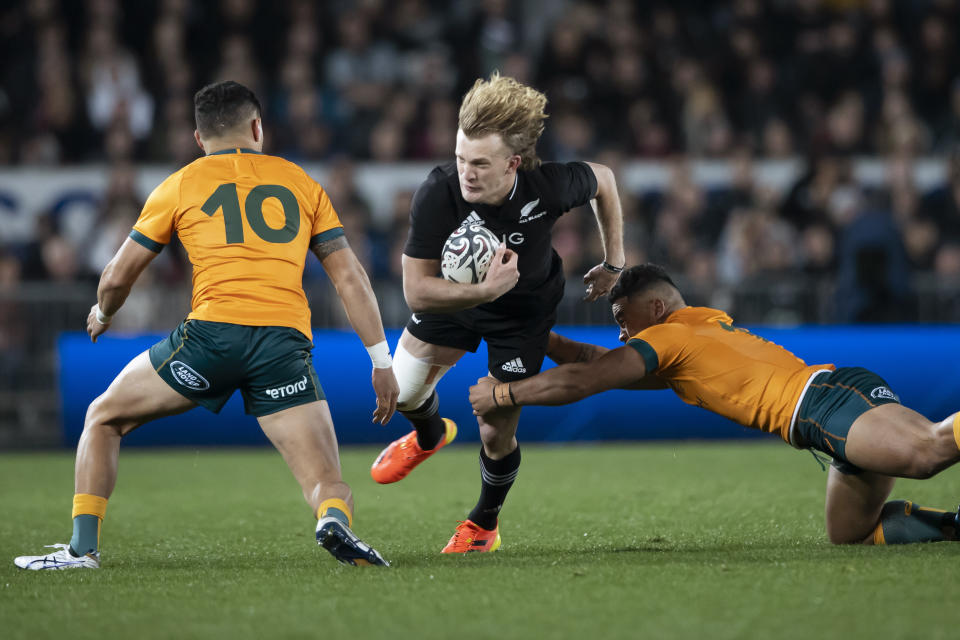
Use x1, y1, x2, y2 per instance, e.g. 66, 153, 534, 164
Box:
441, 519, 501, 553
370, 418, 457, 484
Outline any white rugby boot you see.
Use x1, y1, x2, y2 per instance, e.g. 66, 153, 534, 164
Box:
14, 543, 100, 570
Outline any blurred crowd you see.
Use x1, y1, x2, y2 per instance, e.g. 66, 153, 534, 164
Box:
2, 0, 960, 326
4, 0, 960, 164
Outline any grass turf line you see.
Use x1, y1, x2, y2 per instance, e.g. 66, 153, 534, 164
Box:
1, 442, 959, 640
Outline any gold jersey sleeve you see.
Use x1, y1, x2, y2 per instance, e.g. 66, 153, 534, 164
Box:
627, 307, 835, 442
132, 166, 184, 248
130, 149, 343, 340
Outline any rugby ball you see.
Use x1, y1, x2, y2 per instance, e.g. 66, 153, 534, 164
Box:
441, 223, 501, 284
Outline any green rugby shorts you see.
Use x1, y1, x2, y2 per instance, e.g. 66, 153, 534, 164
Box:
149, 319, 325, 417
793, 367, 901, 474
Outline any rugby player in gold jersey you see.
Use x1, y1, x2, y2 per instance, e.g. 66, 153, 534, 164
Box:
15, 81, 397, 570
470, 264, 960, 546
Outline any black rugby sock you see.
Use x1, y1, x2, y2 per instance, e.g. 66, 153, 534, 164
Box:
468, 445, 521, 530
400, 391, 445, 450
872, 500, 959, 544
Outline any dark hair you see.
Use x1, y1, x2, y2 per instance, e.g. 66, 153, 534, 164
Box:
608, 263, 678, 302
193, 81, 261, 138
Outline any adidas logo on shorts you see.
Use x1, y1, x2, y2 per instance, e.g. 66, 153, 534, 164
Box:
501, 358, 526, 374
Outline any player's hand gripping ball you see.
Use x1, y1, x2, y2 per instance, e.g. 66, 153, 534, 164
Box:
441, 223, 502, 284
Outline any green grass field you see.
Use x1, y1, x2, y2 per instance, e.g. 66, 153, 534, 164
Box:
2, 441, 959, 639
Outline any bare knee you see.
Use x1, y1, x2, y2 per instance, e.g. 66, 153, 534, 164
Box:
826, 531, 851, 545
83, 394, 131, 438
901, 424, 957, 479
478, 424, 506, 449
824, 467, 892, 545
478, 419, 518, 458
826, 523, 873, 545
825, 508, 879, 545
904, 459, 939, 480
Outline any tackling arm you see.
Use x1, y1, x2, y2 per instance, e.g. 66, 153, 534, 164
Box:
469, 344, 650, 415
546, 331, 610, 364
402, 244, 519, 313
547, 331, 667, 389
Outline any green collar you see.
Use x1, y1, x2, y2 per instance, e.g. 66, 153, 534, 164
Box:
208, 148, 263, 156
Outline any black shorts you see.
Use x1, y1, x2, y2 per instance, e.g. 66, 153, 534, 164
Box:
406, 306, 558, 382
149, 319, 325, 417
793, 367, 901, 474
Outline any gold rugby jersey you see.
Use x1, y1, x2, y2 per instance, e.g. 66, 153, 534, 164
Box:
627, 307, 835, 442
131, 148, 343, 340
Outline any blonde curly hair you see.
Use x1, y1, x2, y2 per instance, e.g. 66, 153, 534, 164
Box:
458, 72, 548, 170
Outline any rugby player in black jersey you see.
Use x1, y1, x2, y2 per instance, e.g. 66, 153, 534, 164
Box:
370, 73, 625, 553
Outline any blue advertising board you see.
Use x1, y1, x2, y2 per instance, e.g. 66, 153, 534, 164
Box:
59, 325, 960, 448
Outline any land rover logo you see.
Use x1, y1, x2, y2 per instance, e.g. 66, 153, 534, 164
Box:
170, 361, 210, 390
870, 386, 898, 401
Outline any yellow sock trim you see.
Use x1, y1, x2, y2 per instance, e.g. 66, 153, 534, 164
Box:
872, 523, 886, 545
317, 498, 352, 528
916, 506, 948, 515
952, 413, 960, 451
72, 493, 108, 520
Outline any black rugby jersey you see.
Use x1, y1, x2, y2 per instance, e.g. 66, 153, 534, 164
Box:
404, 161, 598, 314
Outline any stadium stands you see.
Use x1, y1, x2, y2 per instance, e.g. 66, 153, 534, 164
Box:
1, 0, 959, 443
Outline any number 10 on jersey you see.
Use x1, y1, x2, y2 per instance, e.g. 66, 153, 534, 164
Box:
201, 183, 301, 244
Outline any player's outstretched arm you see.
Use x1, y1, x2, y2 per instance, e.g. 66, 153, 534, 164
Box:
313, 236, 399, 424
402, 244, 519, 313
87, 238, 159, 342
582, 162, 625, 302
546, 331, 611, 364
469, 344, 648, 416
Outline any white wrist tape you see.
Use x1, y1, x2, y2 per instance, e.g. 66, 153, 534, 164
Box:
95, 304, 113, 324
366, 340, 393, 368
